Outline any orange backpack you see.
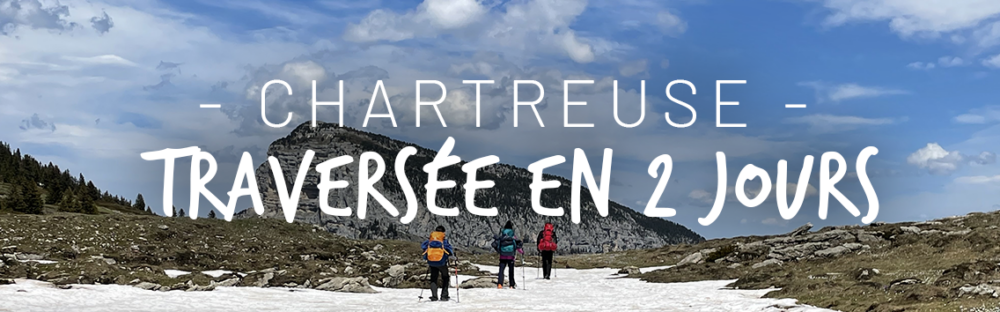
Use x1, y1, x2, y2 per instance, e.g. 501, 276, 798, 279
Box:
424, 231, 449, 262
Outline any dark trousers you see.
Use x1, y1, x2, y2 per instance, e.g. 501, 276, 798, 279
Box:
498, 259, 515, 287
541, 251, 554, 278
428, 265, 450, 299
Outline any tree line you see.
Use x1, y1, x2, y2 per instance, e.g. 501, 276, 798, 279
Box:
0, 142, 153, 215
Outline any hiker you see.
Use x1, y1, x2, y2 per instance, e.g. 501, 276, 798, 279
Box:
536, 222, 558, 279
491, 221, 524, 289
421, 225, 454, 301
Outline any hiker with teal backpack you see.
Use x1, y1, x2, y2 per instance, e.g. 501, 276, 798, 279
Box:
491, 221, 524, 289
421, 225, 454, 301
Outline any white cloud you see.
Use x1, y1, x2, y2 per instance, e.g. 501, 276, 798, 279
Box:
907, 143, 997, 175
907, 61, 935, 70
954, 105, 1000, 124
954, 175, 1000, 184
61, 54, 136, 67
984, 53, 1000, 68
816, 0, 1000, 37
799, 82, 908, 103
618, 59, 648, 77
343, 0, 604, 63
656, 11, 687, 36
938, 56, 967, 67
785, 114, 903, 133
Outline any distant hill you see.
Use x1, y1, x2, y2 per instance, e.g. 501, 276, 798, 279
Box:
0, 142, 150, 216
237, 122, 705, 253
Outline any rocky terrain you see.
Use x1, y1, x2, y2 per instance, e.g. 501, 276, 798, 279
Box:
554, 211, 1000, 312
0, 213, 492, 294
237, 122, 703, 253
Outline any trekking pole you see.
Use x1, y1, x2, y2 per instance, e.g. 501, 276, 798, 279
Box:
454, 253, 461, 303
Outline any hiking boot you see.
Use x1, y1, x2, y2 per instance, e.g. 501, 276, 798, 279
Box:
510, 284, 516, 289
429, 297, 439, 302
496, 284, 502, 289
440, 297, 450, 302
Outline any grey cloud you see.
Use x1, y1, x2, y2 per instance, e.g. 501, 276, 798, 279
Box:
157, 61, 182, 74
142, 73, 174, 91
0, 0, 75, 36
974, 151, 997, 165
19, 113, 55, 132
209, 145, 264, 165
90, 11, 113, 34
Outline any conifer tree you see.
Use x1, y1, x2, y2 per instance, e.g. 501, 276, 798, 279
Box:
58, 190, 78, 212
208, 210, 217, 219
20, 180, 44, 214
178, 208, 186, 218
133, 194, 146, 211
3, 183, 25, 213
78, 185, 97, 214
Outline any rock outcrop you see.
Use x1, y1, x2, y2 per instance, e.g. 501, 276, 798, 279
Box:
236, 122, 704, 253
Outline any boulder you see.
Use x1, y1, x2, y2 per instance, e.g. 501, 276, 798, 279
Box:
215, 278, 241, 287
855, 231, 882, 243
676, 253, 703, 267
460, 277, 499, 289
958, 284, 1000, 298
769, 242, 830, 260
853, 268, 880, 281
814, 246, 850, 258
134, 282, 161, 291
889, 278, 921, 290
676, 248, 715, 267
786, 223, 813, 237
241, 272, 274, 288
737, 242, 771, 257
315, 277, 377, 293
387, 265, 406, 278
900, 226, 921, 234
751, 259, 783, 269
617, 266, 641, 275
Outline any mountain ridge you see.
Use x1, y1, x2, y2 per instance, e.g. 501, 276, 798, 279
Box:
237, 122, 704, 253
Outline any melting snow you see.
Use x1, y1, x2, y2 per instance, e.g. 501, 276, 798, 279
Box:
1, 265, 837, 312
162, 270, 190, 278
200, 270, 233, 278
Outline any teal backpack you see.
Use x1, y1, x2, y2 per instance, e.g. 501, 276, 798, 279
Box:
499, 228, 516, 255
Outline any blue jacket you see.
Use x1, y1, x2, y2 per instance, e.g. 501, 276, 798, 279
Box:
421, 238, 454, 267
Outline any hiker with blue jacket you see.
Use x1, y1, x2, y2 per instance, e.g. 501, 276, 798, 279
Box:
421, 225, 454, 301
491, 221, 524, 289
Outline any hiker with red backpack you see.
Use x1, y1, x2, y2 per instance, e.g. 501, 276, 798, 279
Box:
536, 222, 558, 279
421, 225, 455, 301
491, 221, 524, 289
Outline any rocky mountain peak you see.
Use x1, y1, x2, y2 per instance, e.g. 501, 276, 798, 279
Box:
237, 122, 704, 253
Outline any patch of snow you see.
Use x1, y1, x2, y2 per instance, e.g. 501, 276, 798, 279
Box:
1, 265, 835, 312
200, 270, 232, 278
163, 270, 190, 279
18, 260, 57, 265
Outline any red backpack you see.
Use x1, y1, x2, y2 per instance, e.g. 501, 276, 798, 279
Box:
538, 223, 557, 251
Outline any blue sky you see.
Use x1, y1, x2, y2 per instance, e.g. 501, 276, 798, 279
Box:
2, 0, 1000, 239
